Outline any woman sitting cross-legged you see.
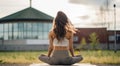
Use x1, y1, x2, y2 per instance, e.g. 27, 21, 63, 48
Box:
38, 11, 83, 65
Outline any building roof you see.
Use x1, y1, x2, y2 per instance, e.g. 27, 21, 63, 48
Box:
0, 7, 53, 23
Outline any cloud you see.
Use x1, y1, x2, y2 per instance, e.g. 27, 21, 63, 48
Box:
69, 0, 112, 8
78, 15, 89, 20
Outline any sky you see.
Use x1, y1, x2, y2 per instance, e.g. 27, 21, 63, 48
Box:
0, 0, 120, 30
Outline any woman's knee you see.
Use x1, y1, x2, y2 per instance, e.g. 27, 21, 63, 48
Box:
76, 55, 83, 60
79, 56, 83, 61
38, 54, 45, 60
72, 55, 83, 63
38, 55, 42, 60
77, 55, 83, 62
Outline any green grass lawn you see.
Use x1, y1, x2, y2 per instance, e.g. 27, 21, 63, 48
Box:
0, 50, 120, 64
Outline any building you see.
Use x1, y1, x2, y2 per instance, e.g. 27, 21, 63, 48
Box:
74, 28, 107, 44
0, 7, 120, 50
73, 28, 120, 50
0, 7, 53, 50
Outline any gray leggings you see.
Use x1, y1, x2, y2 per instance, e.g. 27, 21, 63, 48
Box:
38, 50, 83, 65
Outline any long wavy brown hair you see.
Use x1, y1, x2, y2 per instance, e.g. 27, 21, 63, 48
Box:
51, 11, 77, 41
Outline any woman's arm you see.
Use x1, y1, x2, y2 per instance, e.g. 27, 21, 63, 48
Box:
47, 32, 54, 57
69, 33, 75, 57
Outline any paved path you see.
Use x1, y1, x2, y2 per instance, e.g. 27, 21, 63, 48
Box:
0, 63, 119, 66
29, 63, 120, 66
29, 63, 97, 66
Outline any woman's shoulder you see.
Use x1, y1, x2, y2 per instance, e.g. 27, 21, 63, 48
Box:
49, 30, 55, 38
49, 30, 53, 35
66, 31, 73, 39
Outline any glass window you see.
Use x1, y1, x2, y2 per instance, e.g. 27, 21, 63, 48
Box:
0, 24, 3, 32
73, 36, 79, 42
4, 24, 8, 31
8, 32, 12, 40
13, 23, 18, 32
23, 23, 27, 39
27, 23, 32, 31
9, 23, 12, 32
32, 23, 38, 31
24, 23, 27, 31
0, 22, 52, 40
13, 31, 18, 39
0, 24, 3, 40
18, 23, 24, 39
27, 31, 32, 39
48, 23, 52, 31
38, 32, 42, 39
43, 32, 48, 39
43, 23, 49, 32
109, 35, 115, 41
33, 32, 38, 39
23, 32, 27, 39
13, 23, 18, 40
0, 32, 3, 40
19, 32, 23, 39
38, 23, 43, 32
4, 32, 8, 40
18, 23, 24, 32
116, 34, 120, 43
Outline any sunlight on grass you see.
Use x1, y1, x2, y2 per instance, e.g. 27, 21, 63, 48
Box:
0, 51, 47, 64
75, 50, 120, 64
0, 50, 120, 64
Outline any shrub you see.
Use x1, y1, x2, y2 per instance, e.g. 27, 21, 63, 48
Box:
79, 37, 87, 50
89, 32, 99, 50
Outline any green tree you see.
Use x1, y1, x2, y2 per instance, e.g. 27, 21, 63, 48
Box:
89, 32, 99, 50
